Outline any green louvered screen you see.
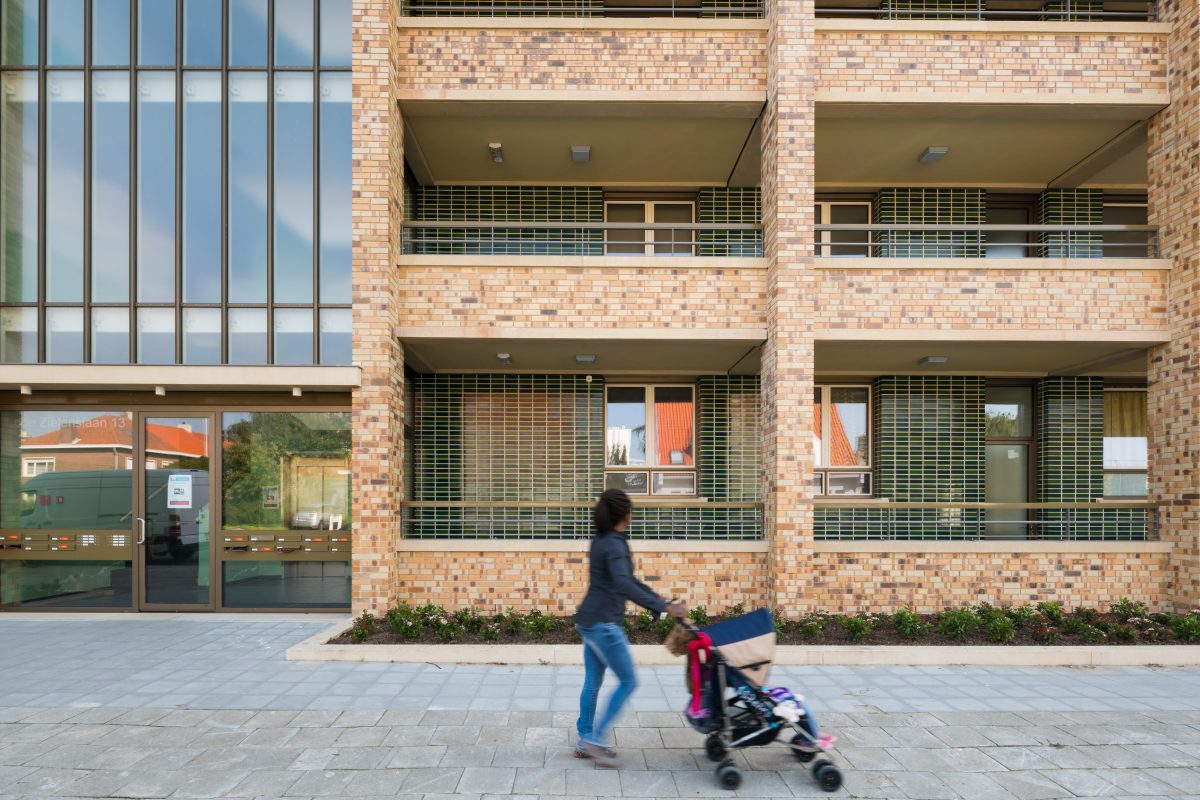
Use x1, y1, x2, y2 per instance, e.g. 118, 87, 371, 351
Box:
405, 0, 603, 16
1037, 189, 1103, 258
877, 0, 976, 19
1036, 377, 1145, 540
873, 188, 986, 257
406, 186, 604, 255
407, 374, 762, 539
701, 0, 763, 18
1041, 1, 1106, 20
698, 376, 761, 502
698, 188, 763, 257
816, 376, 986, 540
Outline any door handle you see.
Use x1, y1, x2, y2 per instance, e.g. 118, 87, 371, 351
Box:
137, 517, 146, 545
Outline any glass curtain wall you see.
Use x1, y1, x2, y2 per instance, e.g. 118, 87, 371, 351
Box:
0, 0, 352, 365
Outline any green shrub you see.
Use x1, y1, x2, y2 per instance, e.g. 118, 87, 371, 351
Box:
1030, 622, 1059, 644
415, 604, 442, 627
635, 609, 656, 632
454, 608, 485, 635
688, 606, 710, 626
722, 603, 746, 620
479, 621, 501, 642
1172, 613, 1200, 643
1005, 605, 1037, 628
1072, 607, 1100, 626
386, 605, 423, 639
654, 616, 677, 640
1036, 601, 1065, 625
839, 614, 875, 643
891, 607, 930, 640
938, 608, 980, 641
1062, 616, 1090, 637
498, 607, 524, 636
351, 626, 368, 644
524, 610, 557, 640
973, 603, 1005, 627
1078, 624, 1108, 644
434, 618, 463, 642
986, 616, 1016, 644
1111, 597, 1150, 623
772, 608, 790, 638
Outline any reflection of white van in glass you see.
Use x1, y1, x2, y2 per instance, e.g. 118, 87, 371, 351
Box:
20, 469, 209, 561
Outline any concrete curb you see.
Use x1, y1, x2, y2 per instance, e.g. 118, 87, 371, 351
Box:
285, 621, 1200, 667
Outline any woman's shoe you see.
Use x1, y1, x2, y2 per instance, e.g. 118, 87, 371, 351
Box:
576, 741, 618, 767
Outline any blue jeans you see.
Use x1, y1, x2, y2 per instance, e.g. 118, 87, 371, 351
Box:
576, 622, 638, 747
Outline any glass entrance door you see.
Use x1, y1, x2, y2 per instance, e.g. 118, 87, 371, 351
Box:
138, 415, 214, 608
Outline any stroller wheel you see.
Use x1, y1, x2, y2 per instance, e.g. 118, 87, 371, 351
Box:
704, 733, 728, 762
814, 761, 843, 793
792, 747, 817, 763
716, 761, 742, 790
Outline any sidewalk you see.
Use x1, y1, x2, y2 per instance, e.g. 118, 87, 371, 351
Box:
1, 617, 1198, 798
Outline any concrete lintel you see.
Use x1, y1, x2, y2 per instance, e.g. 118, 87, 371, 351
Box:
399, 16, 769, 32
814, 257, 1171, 271
814, 540, 1173, 554
814, 19, 1170, 34
399, 254, 769, 270
395, 326, 768, 342
397, 540, 768, 553
0, 364, 362, 391
813, 329, 1170, 344
398, 90, 767, 109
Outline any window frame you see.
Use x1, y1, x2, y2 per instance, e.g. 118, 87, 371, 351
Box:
603, 382, 698, 498
813, 383, 872, 497
22, 456, 55, 477
814, 200, 872, 257
603, 200, 697, 257
1102, 386, 1148, 499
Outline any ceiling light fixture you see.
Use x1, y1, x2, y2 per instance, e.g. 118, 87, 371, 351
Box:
570, 145, 591, 163
154, 386, 167, 396
497, 352, 512, 364
19, 385, 32, 396
488, 142, 504, 164
918, 146, 949, 164
574, 354, 597, 365
918, 355, 949, 366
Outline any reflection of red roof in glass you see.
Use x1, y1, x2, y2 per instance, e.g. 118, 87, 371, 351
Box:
655, 402, 694, 465
814, 403, 857, 466
23, 414, 207, 458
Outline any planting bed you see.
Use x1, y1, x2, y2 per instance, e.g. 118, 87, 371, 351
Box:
332, 599, 1200, 647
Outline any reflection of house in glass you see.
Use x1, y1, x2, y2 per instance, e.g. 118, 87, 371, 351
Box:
655, 402, 694, 465
20, 415, 208, 475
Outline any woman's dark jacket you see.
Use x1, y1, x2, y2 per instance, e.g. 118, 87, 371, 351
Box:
576, 530, 666, 627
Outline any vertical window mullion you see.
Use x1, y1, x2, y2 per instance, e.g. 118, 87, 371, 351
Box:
124, 1, 136, 362
174, 0, 183, 362
220, 0, 228, 363
81, 0, 92, 362
311, 0, 319, 363
264, 0, 273, 363
37, 20, 48, 360
645, 386, 654, 469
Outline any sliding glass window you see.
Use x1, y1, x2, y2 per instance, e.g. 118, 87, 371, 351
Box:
0, 0, 352, 365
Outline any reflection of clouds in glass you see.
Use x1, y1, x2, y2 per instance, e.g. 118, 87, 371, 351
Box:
274, 0, 314, 65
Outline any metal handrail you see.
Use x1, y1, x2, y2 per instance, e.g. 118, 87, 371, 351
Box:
403, 221, 761, 230
815, 223, 1159, 258
816, 0, 1156, 21
816, 500, 1158, 541
403, 500, 764, 507
403, 1, 763, 16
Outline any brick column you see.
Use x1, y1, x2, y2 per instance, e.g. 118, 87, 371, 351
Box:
762, 0, 818, 614
351, 0, 405, 614
1147, 0, 1199, 612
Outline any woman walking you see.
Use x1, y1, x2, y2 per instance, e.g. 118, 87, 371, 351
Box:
574, 489, 686, 767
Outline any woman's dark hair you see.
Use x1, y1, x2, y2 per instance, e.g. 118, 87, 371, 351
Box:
593, 489, 632, 534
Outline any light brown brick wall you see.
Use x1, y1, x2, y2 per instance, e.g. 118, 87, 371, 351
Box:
395, 550, 768, 614
351, 0, 406, 614
398, 266, 768, 329
1147, 0, 1200, 611
808, 551, 1174, 615
816, 269, 1168, 333
815, 28, 1167, 96
398, 26, 767, 94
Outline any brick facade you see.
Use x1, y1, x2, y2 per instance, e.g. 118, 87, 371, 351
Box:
1147, 0, 1200, 611
814, 26, 1168, 97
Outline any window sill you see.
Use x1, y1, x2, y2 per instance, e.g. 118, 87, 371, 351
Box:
398, 539, 768, 552
812, 540, 1171, 554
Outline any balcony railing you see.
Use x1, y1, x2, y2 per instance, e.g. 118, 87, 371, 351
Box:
402, 221, 764, 257
815, 501, 1157, 541
815, 1, 1157, 22
814, 224, 1159, 258
403, 500, 764, 539
402, 0, 764, 17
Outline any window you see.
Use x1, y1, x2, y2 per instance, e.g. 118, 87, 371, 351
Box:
1104, 389, 1147, 497
815, 202, 870, 257
605, 201, 695, 256
985, 385, 1034, 538
605, 385, 696, 496
984, 205, 1031, 258
1103, 203, 1150, 258
22, 457, 54, 477
813, 386, 870, 495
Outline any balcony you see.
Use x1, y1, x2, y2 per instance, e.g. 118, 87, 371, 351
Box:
814, 0, 1156, 21
402, 0, 764, 17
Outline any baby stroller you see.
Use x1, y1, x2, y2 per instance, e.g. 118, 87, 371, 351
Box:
673, 609, 842, 791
